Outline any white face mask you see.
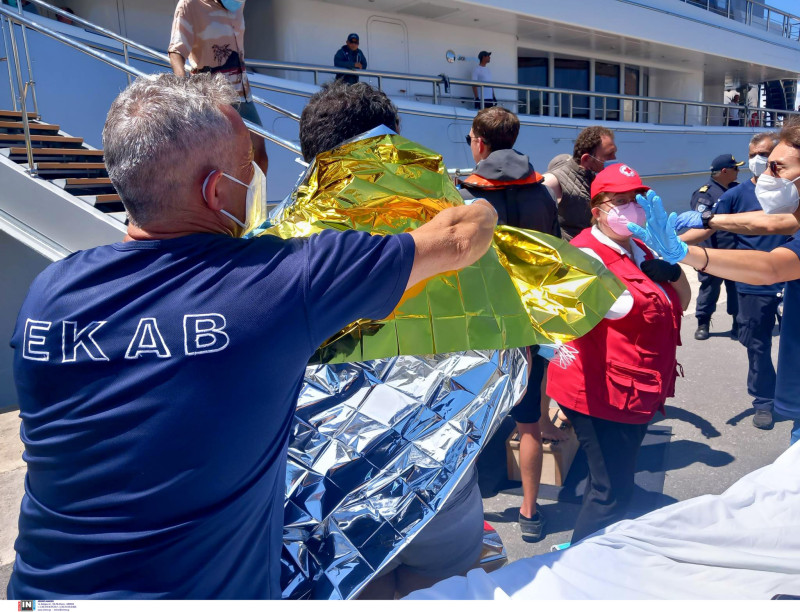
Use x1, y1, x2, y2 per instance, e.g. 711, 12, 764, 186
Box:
748, 155, 768, 177
203, 161, 267, 237
755, 173, 800, 215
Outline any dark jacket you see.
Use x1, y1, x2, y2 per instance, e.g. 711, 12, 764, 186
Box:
690, 178, 737, 250
334, 45, 368, 84
546, 154, 594, 241
458, 149, 561, 238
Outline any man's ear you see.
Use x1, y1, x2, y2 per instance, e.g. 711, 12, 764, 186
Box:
201, 171, 225, 213
579, 153, 592, 168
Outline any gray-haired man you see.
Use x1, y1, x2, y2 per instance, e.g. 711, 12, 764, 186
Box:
7, 73, 497, 599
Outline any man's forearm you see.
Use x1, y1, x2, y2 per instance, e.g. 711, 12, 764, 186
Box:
169, 51, 186, 77
680, 228, 714, 245
682, 245, 781, 285
710, 211, 798, 235
406, 201, 497, 288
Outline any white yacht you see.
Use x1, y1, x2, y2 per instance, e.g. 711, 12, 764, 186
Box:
1, 0, 799, 404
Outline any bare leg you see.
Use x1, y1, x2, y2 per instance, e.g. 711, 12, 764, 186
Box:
518, 420, 543, 519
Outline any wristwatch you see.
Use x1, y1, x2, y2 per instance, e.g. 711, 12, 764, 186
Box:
701, 209, 714, 229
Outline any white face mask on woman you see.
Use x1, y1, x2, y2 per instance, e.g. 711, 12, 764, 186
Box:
754, 173, 800, 215
203, 161, 268, 237
748, 155, 768, 178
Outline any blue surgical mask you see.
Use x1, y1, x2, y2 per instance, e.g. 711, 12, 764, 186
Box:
219, 0, 244, 12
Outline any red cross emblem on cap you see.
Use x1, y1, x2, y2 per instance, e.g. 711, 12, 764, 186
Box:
619, 165, 635, 177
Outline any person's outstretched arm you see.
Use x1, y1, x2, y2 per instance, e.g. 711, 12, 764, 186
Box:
406, 200, 497, 289
682, 245, 800, 286
709, 210, 799, 235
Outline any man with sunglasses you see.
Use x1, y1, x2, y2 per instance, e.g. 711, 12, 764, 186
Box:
686, 154, 743, 341
459, 106, 562, 544
629, 122, 800, 448
681, 136, 787, 431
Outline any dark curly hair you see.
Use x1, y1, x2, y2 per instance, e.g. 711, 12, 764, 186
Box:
299, 80, 400, 161
572, 125, 614, 162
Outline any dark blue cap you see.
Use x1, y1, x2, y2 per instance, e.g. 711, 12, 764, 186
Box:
347, 33, 359, 42
710, 154, 744, 172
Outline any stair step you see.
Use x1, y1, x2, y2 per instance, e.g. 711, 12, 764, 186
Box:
0, 120, 60, 132
0, 110, 39, 121
1, 147, 104, 159
55, 177, 112, 187
0, 134, 82, 145
79, 193, 122, 205
36, 162, 107, 171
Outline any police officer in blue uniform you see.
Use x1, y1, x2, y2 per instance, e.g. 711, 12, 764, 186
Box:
710, 134, 787, 430
690, 154, 743, 340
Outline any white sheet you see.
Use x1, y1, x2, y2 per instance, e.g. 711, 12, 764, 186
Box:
406, 442, 800, 600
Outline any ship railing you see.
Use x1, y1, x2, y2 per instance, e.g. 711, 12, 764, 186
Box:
678, 0, 800, 41
245, 58, 800, 128
3, 0, 799, 142
0, 1, 302, 171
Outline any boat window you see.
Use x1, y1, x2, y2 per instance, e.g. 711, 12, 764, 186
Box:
595, 62, 620, 121
624, 66, 641, 123
517, 57, 548, 116
554, 58, 589, 119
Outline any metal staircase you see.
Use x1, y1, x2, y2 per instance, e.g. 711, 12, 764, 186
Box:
0, 108, 122, 214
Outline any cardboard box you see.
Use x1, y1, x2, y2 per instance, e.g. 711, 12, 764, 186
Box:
505, 407, 580, 486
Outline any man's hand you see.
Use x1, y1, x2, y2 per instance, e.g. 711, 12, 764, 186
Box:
674, 211, 703, 233
354, 62, 363, 69
406, 199, 497, 289
628, 190, 689, 264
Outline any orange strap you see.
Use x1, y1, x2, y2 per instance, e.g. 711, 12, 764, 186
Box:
460, 172, 543, 190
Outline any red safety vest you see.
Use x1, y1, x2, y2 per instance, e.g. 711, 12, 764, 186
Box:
547, 228, 683, 424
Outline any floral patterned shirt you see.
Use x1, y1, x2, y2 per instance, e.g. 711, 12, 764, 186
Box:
169, 0, 251, 102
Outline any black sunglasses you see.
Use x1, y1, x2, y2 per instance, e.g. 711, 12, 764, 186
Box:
768, 160, 782, 175
465, 134, 481, 145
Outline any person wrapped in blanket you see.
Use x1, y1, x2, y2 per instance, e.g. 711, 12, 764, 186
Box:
547, 164, 691, 544
295, 80, 490, 598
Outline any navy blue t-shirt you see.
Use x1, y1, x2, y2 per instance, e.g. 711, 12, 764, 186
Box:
8, 229, 414, 599
775, 231, 800, 421
713, 180, 788, 295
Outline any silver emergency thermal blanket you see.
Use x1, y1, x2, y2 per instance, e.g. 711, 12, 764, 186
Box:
407, 440, 800, 600
280, 349, 528, 599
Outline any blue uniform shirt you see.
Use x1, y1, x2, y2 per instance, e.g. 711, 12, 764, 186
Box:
775, 231, 800, 420
712, 180, 788, 295
8, 229, 414, 599
690, 178, 737, 250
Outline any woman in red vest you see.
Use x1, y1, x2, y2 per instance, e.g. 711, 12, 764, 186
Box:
547, 163, 691, 544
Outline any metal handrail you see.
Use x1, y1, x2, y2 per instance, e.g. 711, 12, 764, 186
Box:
678, 0, 800, 40
0, 5, 301, 160
13, 0, 302, 124
11, 1, 38, 115
4, 0, 798, 134
248, 58, 800, 127
1, 15, 17, 111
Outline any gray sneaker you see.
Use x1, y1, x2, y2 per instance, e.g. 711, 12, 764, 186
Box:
519, 508, 546, 543
753, 409, 774, 430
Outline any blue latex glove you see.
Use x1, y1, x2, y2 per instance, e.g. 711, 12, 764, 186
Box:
791, 419, 800, 446
627, 190, 689, 264
674, 210, 703, 234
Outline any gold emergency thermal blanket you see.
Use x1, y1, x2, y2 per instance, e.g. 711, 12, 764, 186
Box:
261, 132, 624, 363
